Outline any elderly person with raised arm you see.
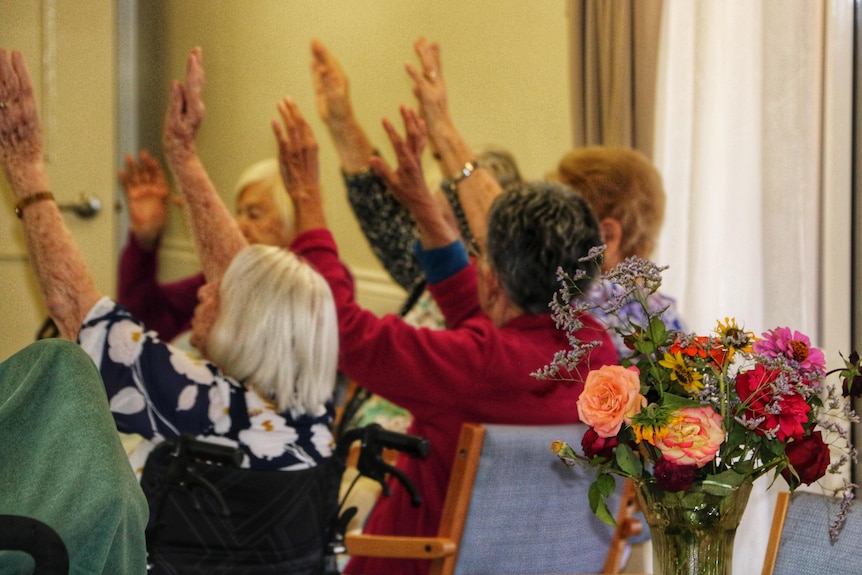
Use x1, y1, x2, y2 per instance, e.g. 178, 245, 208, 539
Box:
312, 39, 522, 305
0, 47, 339, 573
312, 39, 525, 435
117, 151, 297, 343
271, 94, 618, 575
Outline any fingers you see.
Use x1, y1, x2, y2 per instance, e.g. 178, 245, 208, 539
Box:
185, 47, 205, 120
139, 149, 161, 175
0, 49, 43, 165
380, 115, 421, 183
0, 49, 19, 98
400, 106, 427, 157
0, 49, 11, 93
413, 37, 442, 81
375, 114, 431, 211
310, 38, 328, 65
277, 97, 317, 149
11, 51, 31, 97
118, 153, 135, 188
165, 81, 184, 126
120, 149, 168, 198
380, 117, 405, 155
273, 96, 319, 191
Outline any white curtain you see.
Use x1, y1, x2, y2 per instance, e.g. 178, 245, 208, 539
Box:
652, 1, 827, 572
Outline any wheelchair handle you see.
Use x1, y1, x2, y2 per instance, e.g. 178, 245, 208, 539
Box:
369, 427, 430, 459
174, 433, 243, 468
335, 423, 429, 461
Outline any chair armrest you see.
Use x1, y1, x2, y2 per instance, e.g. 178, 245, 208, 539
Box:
345, 533, 458, 559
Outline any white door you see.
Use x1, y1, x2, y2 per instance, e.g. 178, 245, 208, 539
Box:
0, 0, 117, 361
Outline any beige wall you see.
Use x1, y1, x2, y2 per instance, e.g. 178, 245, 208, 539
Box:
145, 0, 573, 314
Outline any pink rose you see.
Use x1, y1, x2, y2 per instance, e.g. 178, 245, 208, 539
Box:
577, 365, 645, 438
655, 406, 725, 468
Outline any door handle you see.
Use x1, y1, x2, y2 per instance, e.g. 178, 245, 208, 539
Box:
58, 194, 102, 219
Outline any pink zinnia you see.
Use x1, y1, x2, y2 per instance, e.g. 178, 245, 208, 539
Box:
754, 327, 826, 374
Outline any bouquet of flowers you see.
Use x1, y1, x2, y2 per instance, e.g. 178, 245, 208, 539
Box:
538, 248, 859, 541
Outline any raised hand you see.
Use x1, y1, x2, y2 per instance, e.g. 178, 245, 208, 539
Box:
163, 47, 205, 165
311, 39, 353, 127
370, 106, 428, 210
0, 48, 98, 339
310, 40, 375, 173
0, 49, 46, 192
405, 37, 449, 134
272, 96, 326, 232
370, 106, 456, 249
162, 47, 245, 283
119, 150, 170, 249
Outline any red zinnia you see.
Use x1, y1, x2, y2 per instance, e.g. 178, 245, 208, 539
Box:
736, 365, 811, 441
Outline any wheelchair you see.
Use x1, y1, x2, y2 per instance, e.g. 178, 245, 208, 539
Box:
141, 424, 429, 575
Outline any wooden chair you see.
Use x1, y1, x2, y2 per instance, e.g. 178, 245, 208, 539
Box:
761, 490, 862, 575
345, 422, 643, 575
603, 478, 644, 573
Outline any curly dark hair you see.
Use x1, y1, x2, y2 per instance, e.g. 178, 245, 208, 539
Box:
486, 180, 601, 314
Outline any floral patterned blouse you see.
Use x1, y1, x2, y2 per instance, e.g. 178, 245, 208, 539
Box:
344, 170, 477, 294
78, 297, 334, 473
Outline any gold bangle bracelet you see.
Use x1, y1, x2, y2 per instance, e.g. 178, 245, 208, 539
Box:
15, 191, 55, 219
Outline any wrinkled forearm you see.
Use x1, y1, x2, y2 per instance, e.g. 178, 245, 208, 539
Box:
426, 120, 499, 254
326, 115, 376, 174
7, 160, 100, 340
166, 154, 246, 281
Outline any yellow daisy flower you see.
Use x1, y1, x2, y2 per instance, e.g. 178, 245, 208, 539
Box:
658, 351, 704, 393
715, 317, 755, 354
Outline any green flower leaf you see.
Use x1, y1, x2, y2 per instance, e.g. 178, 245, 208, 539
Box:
615, 443, 642, 477
647, 316, 669, 345
588, 474, 617, 527
657, 393, 702, 410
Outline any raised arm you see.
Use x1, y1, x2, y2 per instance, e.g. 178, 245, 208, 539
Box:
312, 40, 428, 292
162, 47, 246, 282
407, 37, 501, 254
370, 106, 457, 250
0, 49, 100, 340
311, 39, 376, 174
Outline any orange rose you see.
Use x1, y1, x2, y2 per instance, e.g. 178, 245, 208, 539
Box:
577, 365, 645, 438
656, 406, 725, 467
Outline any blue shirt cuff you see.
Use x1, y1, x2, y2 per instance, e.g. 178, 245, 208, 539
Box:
413, 240, 469, 284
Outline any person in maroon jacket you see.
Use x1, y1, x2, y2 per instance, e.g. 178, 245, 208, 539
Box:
272, 95, 618, 575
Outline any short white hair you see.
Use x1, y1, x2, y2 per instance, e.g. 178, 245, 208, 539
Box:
233, 158, 295, 238
206, 244, 338, 414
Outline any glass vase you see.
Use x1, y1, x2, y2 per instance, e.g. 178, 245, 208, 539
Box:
635, 478, 753, 575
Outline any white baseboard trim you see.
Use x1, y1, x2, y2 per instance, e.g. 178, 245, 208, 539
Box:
351, 268, 407, 317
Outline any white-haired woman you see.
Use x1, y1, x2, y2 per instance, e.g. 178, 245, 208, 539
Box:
0, 47, 337, 473
118, 153, 296, 342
